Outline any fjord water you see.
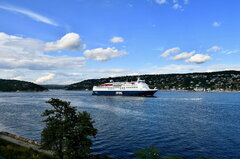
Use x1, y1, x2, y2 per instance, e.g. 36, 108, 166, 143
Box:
0, 90, 239, 159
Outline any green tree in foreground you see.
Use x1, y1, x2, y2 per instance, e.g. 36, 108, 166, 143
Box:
134, 147, 161, 159
134, 147, 211, 159
41, 98, 97, 159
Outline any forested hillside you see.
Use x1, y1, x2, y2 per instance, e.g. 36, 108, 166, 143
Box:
0, 79, 48, 92
66, 71, 240, 91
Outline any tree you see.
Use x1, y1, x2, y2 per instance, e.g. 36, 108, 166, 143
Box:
41, 98, 97, 159
134, 147, 161, 159
134, 147, 210, 159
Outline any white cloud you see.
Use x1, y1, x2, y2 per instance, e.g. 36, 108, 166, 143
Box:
35, 73, 56, 83
170, 51, 195, 60
205, 64, 240, 72
83, 69, 128, 73
127, 73, 140, 76
0, 5, 58, 26
11, 76, 23, 81
185, 54, 211, 64
172, 3, 182, 9
0, 69, 26, 81
151, 64, 201, 74
184, 0, 189, 4
212, 22, 221, 27
207, 46, 222, 52
66, 73, 83, 76
32, 72, 85, 84
155, 0, 167, 4
0, 32, 86, 70
83, 47, 127, 61
0, 69, 85, 85
161, 47, 180, 57
221, 49, 240, 55
45, 33, 82, 52
144, 64, 240, 75
173, 0, 178, 3
154, 0, 188, 9
110, 37, 124, 43
0, 32, 131, 84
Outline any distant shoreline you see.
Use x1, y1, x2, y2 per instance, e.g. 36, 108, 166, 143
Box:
65, 70, 240, 92
0, 89, 239, 93
64, 89, 240, 93
0, 90, 49, 93
157, 89, 240, 93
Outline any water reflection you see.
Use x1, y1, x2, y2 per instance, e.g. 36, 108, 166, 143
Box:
0, 90, 239, 159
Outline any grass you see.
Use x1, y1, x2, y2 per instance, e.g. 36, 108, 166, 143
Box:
0, 138, 56, 159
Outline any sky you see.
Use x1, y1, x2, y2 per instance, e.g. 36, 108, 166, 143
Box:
0, 0, 239, 84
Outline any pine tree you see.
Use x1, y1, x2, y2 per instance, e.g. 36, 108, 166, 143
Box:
41, 98, 97, 159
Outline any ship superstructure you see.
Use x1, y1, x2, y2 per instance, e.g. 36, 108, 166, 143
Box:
92, 78, 157, 96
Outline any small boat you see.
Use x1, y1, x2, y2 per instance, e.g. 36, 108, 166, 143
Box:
92, 77, 158, 96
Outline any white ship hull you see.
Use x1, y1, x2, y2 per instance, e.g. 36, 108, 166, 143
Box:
92, 89, 157, 96
92, 77, 158, 96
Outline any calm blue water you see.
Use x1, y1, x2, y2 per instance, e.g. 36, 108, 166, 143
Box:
0, 90, 240, 159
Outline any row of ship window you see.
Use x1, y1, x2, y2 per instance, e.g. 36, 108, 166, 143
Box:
122, 87, 138, 89
98, 86, 138, 89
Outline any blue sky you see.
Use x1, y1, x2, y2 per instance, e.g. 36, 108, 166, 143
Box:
0, 0, 239, 84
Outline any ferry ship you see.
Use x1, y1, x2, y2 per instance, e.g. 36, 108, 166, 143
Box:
92, 78, 158, 96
